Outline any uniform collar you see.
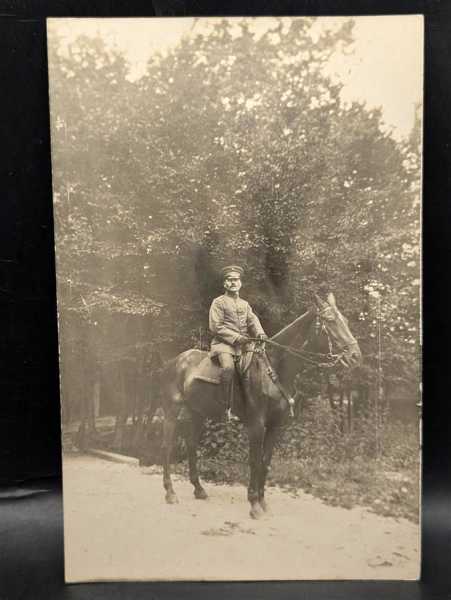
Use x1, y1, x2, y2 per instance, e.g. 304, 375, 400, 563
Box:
224, 291, 240, 300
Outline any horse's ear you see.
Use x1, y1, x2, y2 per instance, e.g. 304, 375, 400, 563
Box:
327, 292, 337, 308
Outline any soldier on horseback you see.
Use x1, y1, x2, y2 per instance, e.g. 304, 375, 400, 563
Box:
158, 280, 361, 512
209, 265, 267, 420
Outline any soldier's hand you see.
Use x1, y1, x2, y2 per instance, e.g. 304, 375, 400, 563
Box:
255, 334, 267, 353
237, 335, 251, 345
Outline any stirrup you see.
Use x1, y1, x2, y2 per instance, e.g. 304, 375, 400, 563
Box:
226, 408, 239, 423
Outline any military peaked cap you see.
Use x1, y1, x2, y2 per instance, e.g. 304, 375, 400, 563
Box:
222, 265, 244, 278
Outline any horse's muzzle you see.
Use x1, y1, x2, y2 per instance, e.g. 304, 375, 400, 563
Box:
341, 344, 362, 368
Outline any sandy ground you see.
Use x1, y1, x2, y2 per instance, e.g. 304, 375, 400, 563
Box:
62, 454, 419, 582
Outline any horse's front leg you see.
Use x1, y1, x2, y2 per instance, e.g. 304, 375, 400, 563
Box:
184, 412, 208, 500
248, 423, 265, 519
162, 410, 178, 504
259, 424, 280, 513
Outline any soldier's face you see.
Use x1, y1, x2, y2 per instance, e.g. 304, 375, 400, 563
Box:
224, 275, 242, 293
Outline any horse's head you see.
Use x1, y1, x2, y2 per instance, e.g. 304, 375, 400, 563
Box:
312, 292, 362, 369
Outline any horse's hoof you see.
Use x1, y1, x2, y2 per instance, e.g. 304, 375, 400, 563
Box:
249, 503, 263, 520
165, 492, 179, 504
194, 487, 208, 500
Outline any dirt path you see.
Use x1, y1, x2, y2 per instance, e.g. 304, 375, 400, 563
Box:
63, 454, 419, 582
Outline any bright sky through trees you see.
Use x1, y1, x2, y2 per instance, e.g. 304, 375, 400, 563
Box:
49, 16, 423, 140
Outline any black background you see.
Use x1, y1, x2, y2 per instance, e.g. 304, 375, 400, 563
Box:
0, 1, 450, 598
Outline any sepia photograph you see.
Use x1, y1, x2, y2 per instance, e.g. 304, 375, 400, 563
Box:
47, 16, 422, 581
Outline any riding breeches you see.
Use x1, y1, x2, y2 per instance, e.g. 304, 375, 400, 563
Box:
217, 353, 235, 382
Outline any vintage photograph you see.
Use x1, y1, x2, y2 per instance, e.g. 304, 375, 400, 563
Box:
48, 16, 422, 581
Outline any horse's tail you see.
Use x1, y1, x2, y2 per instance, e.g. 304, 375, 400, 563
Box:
145, 354, 165, 420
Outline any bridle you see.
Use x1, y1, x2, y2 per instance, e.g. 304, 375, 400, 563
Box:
244, 305, 357, 417
248, 306, 351, 369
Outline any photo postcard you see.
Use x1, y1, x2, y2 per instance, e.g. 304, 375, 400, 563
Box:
47, 15, 423, 582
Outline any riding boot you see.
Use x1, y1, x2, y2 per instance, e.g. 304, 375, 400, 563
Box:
221, 371, 238, 423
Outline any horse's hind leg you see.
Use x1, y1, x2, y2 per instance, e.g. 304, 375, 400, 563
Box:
184, 412, 208, 500
162, 412, 178, 504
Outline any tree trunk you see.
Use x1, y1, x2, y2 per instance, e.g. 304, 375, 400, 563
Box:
113, 363, 128, 451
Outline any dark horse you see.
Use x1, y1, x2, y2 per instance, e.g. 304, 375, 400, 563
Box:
158, 292, 361, 519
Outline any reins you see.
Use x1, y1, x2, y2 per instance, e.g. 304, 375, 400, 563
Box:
241, 321, 346, 418
246, 337, 346, 369
243, 337, 345, 419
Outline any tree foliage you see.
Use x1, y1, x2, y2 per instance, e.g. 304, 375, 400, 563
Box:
48, 18, 421, 403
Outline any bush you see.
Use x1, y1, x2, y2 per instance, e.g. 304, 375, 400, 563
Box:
199, 419, 248, 462
195, 397, 420, 521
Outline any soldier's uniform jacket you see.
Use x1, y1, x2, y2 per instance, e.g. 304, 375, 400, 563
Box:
209, 294, 265, 357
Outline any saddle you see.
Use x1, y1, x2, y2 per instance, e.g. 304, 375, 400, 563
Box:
191, 357, 222, 385
192, 346, 255, 385
185, 343, 294, 421
183, 348, 255, 422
